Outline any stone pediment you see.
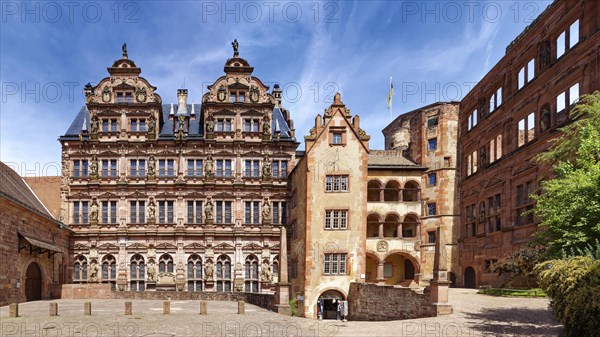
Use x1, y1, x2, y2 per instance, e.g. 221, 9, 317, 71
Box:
484, 177, 505, 190
228, 82, 249, 90
462, 188, 479, 199
241, 109, 263, 116
157, 272, 175, 284
112, 82, 136, 91
242, 242, 263, 251
126, 242, 147, 251
98, 191, 119, 199
156, 149, 177, 156
73, 243, 89, 251
155, 242, 177, 251
244, 150, 262, 157
185, 192, 206, 199
70, 192, 89, 199
69, 150, 89, 157
97, 242, 119, 251
183, 242, 206, 252
245, 193, 262, 199
214, 242, 235, 252
512, 162, 538, 177
155, 191, 176, 199
186, 149, 205, 156
128, 191, 148, 199
213, 192, 234, 199
129, 148, 148, 156
98, 150, 120, 157
215, 109, 235, 116
214, 150, 234, 156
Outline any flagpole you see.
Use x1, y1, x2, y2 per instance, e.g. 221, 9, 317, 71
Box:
389, 77, 393, 122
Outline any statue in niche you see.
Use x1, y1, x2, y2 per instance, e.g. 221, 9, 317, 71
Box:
102, 86, 111, 103
148, 156, 156, 177
540, 40, 551, 68
204, 200, 214, 221
480, 147, 487, 167
147, 260, 157, 282
540, 109, 551, 132
261, 260, 272, 282
205, 156, 214, 176
262, 155, 271, 178
90, 155, 98, 178
204, 260, 214, 281
88, 260, 99, 282
263, 118, 271, 136
148, 199, 156, 220
262, 200, 271, 221
90, 200, 98, 221
147, 116, 156, 134
90, 117, 99, 135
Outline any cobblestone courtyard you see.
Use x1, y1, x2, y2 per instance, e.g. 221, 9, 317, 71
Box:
0, 289, 562, 336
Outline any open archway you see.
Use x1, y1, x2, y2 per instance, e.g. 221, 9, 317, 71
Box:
318, 289, 345, 320
464, 267, 476, 288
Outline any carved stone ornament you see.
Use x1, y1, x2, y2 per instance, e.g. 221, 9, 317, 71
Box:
376, 240, 388, 252
250, 86, 259, 103
102, 86, 111, 103
217, 85, 226, 102
540, 109, 551, 132
136, 87, 147, 103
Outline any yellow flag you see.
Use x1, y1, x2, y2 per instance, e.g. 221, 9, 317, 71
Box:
387, 80, 394, 109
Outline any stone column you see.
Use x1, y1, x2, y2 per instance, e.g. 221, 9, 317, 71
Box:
378, 223, 383, 239
430, 226, 452, 315
274, 225, 291, 315
397, 223, 402, 239
9, 303, 18, 318
377, 261, 385, 284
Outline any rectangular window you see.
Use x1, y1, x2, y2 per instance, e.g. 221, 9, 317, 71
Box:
518, 59, 535, 90
238, 92, 245, 103
468, 110, 478, 131
73, 202, 80, 224
527, 112, 535, 142
569, 20, 579, 48
101, 201, 117, 223
557, 92, 566, 113
272, 162, 279, 178
527, 59, 535, 81
158, 201, 174, 224
518, 67, 525, 90
325, 175, 349, 192
428, 173, 437, 186
101, 160, 118, 177
130, 159, 146, 177
73, 160, 89, 177
187, 159, 202, 177
332, 133, 342, 144
215, 201, 232, 224
428, 231, 436, 244
427, 117, 439, 127
569, 83, 580, 105
111, 119, 118, 132
428, 138, 437, 151
187, 201, 202, 224
518, 119, 526, 147
516, 182, 535, 226
518, 113, 535, 147
467, 151, 478, 176
557, 31, 566, 58
158, 159, 175, 177
324, 253, 347, 275
490, 87, 503, 112
489, 134, 503, 163
325, 210, 348, 230
427, 203, 437, 216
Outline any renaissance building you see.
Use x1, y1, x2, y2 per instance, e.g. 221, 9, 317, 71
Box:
458, 0, 599, 287
59, 43, 298, 293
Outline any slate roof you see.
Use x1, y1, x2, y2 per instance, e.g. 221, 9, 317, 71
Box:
0, 162, 55, 220
368, 150, 424, 170
60, 104, 294, 141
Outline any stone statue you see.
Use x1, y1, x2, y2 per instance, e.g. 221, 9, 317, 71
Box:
232, 39, 239, 55
90, 155, 98, 178
206, 119, 215, 133
263, 118, 271, 135
205, 156, 214, 176
147, 260, 157, 282
122, 43, 128, 59
59, 208, 66, 222
262, 155, 271, 178
148, 156, 156, 177
205, 200, 214, 220
89, 260, 99, 282
480, 147, 487, 167
540, 109, 551, 132
540, 40, 551, 68
90, 200, 98, 221
178, 114, 186, 131
147, 117, 156, 134
262, 201, 271, 221
90, 117, 99, 135
204, 260, 214, 281
148, 199, 156, 220
261, 260, 272, 282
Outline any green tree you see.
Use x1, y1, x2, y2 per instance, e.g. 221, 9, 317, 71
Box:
494, 246, 546, 287
532, 92, 600, 257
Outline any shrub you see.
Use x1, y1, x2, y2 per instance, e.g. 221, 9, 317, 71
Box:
289, 299, 297, 316
535, 257, 600, 336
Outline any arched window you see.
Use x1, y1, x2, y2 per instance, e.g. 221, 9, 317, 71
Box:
101, 254, 117, 290
245, 255, 259, 293
384, 214, 400, 238
384, 181, 401, 202
130, 254, 145, 291
187, 254, 203, 291
158, 254, 174, 273
403, 214, 419, 238
403, 181, 420, 202
367, 180, 382, 202
367, 214, 380, 238
73, 255, 87, 283
216, 255, 232, 292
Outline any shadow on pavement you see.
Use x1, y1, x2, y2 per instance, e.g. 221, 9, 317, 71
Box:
466, 307, 563, 336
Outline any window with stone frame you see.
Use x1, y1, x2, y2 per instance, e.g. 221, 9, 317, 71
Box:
466, 151, 478, 176
556, 83, 580, 114
489, 87, 503, 113
216, 159, 233, 177
73, 201, 89, 224
187, 200, 202, 224
325, 210, 348, 230
216, 255, 232, 292
101, 255, 117, 290
467, 109, 478, 131
159, 159, 175, 177
489, 134, 503, 164
158, 254, 174, 273
515, 181, 535, 226
187, 159, 202, 177
272, 201, 287, 225
244, 160, 260, 177
487, 194, 502, 233
517, 58, 535, 90
244, 201, 261, 224
517, 113, 535, 147
101, 159, 118, 177
102, 118, 118, 132
130, 200, 145, 224
556, 19, 580, 59
484, 259, 498, 273
73, 255, 88, 282
73, 160, 89, 177
130, 118, 146, 132
130, 254, 145, 291
427, 231, 436, 244
216, 118, 233, 132
215, 201, 232, 224
325, 175, 349, 192
244, 118, 260, 132
158, 200, 175, 224
244, 255, 259, 293
272, 160, 288, 178
130, 159, 146, 177
101, 200, 118, 224
324, 253, 347, 275
187, 255, 203, 291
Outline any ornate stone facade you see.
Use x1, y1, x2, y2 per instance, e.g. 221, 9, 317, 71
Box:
59, 45, 298, 293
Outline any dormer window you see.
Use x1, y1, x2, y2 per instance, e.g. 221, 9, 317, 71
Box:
329, 128, 346, 145
332, 133, 342, 144
116, 92, 133, 103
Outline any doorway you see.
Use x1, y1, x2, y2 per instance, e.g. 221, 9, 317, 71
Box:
25, 262, 42, 301
318, 290, 344, 320
464, 267, 476, 288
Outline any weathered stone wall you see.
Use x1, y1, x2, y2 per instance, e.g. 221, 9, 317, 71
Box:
347, 283, 434, 321
61, 284, 112, 299
111, 291, 275, 310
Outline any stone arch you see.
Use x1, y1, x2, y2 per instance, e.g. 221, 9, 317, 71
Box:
403, 180, 421, 201
316, 288, 348, 320
367, 179, 383, 202
383, 213, 401, 238
24, 260, 43, 301
384, 180, 401, 202
464, 267, 476, 288
367, 213, 381, 238
381, 251, 420, 285
402, 213, 420, 238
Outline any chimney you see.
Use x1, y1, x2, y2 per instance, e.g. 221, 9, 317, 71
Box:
176, 89, 188, 115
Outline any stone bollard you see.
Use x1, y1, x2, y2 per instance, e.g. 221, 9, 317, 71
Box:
84, 302, 92, 315
238, 301, 245, 315
199, 301, 207, 315
49, 302, 58, 316
125, 301, 132, 315
163, 301, 170, 315
9, 303, 18, 318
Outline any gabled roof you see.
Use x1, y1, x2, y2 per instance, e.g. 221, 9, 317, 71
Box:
367, 150, 425, 170
0, 162, 66, 226
60, 106, 90, 140
159, 104, 203, 139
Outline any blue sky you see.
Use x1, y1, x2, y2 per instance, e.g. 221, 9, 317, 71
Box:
0, 0, 552, 176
